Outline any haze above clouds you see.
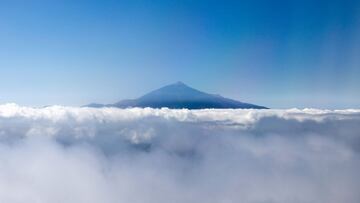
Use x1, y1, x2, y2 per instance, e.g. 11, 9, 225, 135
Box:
0, 103, 360, 203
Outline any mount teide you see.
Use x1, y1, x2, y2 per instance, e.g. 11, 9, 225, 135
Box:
85, 82, 267, 109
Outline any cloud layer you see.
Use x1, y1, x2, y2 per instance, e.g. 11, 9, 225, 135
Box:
0, 103, 360, 203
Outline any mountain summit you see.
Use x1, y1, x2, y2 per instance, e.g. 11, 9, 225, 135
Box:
86, 82, 267, 109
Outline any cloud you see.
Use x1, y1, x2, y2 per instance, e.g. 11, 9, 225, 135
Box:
0, 103, 360, 203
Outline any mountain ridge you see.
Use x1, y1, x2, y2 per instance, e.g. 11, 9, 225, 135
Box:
85, 82, 268, 109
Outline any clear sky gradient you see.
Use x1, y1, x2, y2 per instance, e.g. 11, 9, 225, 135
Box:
0, 0, 359, 108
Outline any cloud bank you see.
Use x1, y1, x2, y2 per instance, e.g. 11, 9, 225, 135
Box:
0, 103, 360, 203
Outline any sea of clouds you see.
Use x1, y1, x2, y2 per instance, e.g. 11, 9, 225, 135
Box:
0, 103, 360, 203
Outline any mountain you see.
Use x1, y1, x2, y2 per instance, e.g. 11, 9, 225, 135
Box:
85, 82, 267, 109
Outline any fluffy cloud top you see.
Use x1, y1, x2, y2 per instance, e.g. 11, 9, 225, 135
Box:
0, 103, 360, 203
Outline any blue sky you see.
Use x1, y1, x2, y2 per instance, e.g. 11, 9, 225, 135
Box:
0, 0, 359, 108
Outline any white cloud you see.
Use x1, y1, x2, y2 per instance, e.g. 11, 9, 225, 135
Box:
0, 103, 360, 203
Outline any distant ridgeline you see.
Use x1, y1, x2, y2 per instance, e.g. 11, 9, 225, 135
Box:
85, 82, 267, 109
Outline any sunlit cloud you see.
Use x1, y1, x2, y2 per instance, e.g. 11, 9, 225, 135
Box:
0, 103, 360, 203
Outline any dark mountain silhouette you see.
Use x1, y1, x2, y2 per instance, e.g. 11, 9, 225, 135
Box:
85, 82, 267, 109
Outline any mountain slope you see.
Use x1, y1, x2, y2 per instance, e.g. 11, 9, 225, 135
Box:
86, 82, 267, 109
